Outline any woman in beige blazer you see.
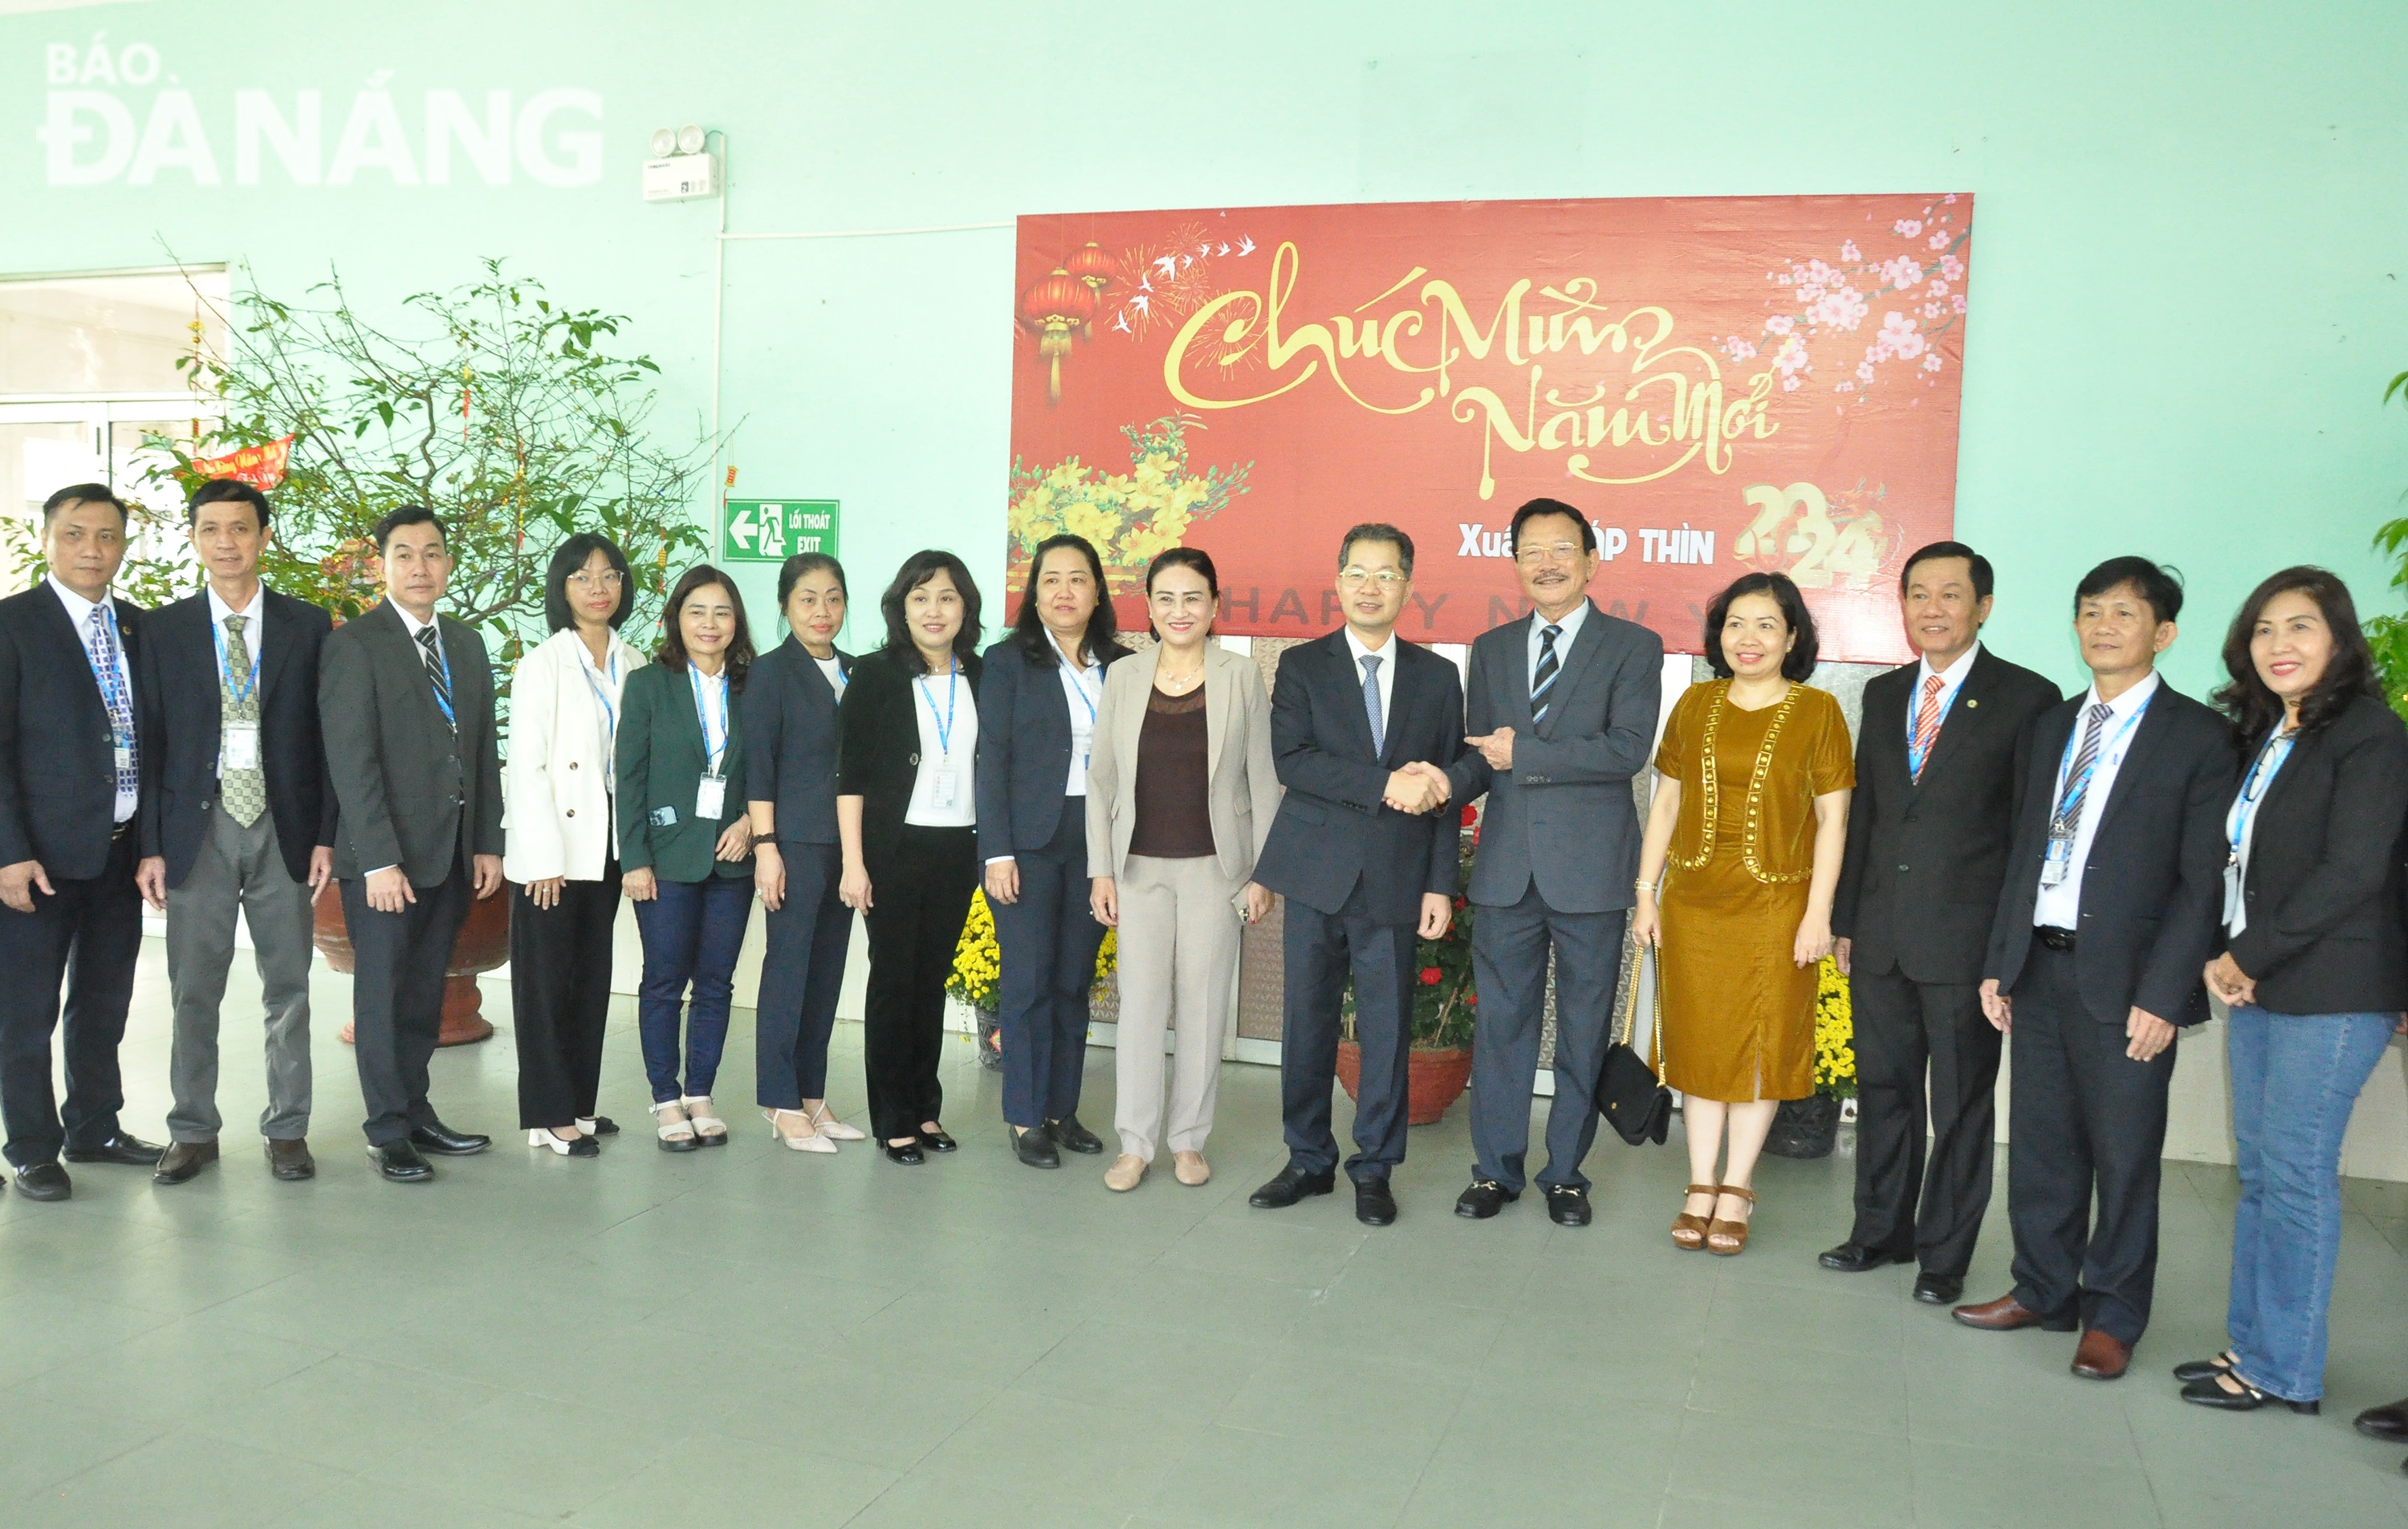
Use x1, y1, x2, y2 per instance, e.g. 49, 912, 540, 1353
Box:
1087, 548, 1280, 1190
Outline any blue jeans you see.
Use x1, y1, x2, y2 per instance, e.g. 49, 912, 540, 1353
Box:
2226, 1004, 2396, 1401
633, 875, 752, 1104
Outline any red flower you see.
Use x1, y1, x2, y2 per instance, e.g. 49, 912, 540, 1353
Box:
1418, 966, 1442, 986
1465, 991, 1479, 1006
1460, 803, 1478, 828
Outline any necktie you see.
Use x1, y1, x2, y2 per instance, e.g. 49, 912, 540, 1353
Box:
1908, 672, 1944, 783
219, 613, 265, 827
416, 624, 455, 731
1531, 623, 1562, 724
1360, 653, 1385, 756
87, 605, 138, 798
2054, 701, 2113, 828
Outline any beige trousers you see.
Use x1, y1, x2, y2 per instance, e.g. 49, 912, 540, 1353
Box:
1112, 854, 1242, 1160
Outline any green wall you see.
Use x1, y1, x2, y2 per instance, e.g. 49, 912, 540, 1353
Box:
5, 1, 2405, 696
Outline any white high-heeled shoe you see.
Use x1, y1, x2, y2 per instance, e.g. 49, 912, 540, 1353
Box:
527, 1127, 598, 1158
682, 1096, 729, 1145
763, 1108, 838, 1154
807, 1103, 866, 1141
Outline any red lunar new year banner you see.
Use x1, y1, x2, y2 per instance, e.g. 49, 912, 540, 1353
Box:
1007, 195, 1971, 663
185, 433, 295, 490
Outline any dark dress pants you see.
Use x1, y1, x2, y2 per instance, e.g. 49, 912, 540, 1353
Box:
510, 864, 621, 1128
1281, 878, 1418, 1185
633, 874, 751, 1103
0, 831, 140, 1168
755, 841, 853, 1108
2005, 942, 2175, 1345
342, 856, 474, 1147
861, 825, 978, 1142
992, 795, 1105, 1129
1845, 965, 2000, 1279
1467, 889, 1626, 1194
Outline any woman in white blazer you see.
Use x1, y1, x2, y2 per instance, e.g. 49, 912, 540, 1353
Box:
502, 535, 646, 1157
1087, 548, 1280, 1191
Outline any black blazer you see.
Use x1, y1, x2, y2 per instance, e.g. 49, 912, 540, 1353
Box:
1983, 679, 2235, 1027
136, 588, 337, 889
319, 600, 504, 885
1251, 629, 1465, 925
974, 634, 1128, 864
836, 645, 984, 875
2221, 694, 2408, 1015
0, 582, 145, 881
1834, 647, 2060, 984
741, 637, 852, 849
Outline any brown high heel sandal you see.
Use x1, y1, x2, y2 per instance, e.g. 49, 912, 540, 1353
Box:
1706, 1185, 1756, 1255
1672, 1184, 1719, 1250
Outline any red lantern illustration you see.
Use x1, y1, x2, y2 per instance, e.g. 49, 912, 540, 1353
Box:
1018, 264, 1096, 407
1063, 240, 1116, 338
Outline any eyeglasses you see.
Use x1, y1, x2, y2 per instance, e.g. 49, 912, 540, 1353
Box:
1338, 567, 1404, 588
1514, 543, 1584, 565
568, 570, 624, 589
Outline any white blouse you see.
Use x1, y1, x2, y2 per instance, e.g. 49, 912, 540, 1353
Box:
904, 661, 978, 828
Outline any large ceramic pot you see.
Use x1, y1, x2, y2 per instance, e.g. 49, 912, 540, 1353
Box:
315, 889, 511, 1047
1763, 1092, 1842, 1159
1335, 1039, 1474, 1126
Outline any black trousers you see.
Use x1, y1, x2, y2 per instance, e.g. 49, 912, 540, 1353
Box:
861, 825, 977, 1142
2006, 942, 2175, 1345
1845, 965, 2001, 1279
509, 865, 620, 1128
991, 795, 1105, 1129
755, 841, 853, 1108
342, 857, 474, 1146
0, 831, 140, 1168
1281, 879, 1418, 1184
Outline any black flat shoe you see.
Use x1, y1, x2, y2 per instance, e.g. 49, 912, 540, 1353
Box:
2173, 1352, 2239, 1384
881, 1141, 926, 1165
917, 1127, 958, 1153
1249, 1165, 1336, 1209
13, 1161, 71, 1200
1011, 1126, 1060, 1169
1913, 1272, 1964, 1306
1354, 1177, 1398, 1226
2180, 1375, 2318, 1414
1045, 1114, 1105, 1154
1545, 1185, 1592, 1227
2354, 1397, 2408, 1441
1819, 1241, 1914, 1273
409, 1120, 490, 1156
64, 1131, 165, 1166
1454, 1179, 1518, 1219
580, 1116, 620, 1137
370, 1141, 433, 1183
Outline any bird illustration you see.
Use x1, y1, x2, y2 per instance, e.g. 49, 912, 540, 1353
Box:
1129, 294, 1150, 317
1112, 311, 1132, 332
1137, 273, 1153, 293
1153, 254, 1179, 279
1235, 236, 1256, 255
1196, 242, 1213, 256
1215, 242, 1230, 256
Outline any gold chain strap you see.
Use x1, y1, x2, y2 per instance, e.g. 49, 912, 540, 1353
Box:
1663, 680, 1811, 884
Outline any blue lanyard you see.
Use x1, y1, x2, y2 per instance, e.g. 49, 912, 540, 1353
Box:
1061, 653, 1098, 729
2052, 693, 2150, 828
917, 662, 959, 758
2227, 730, 2295, 859
1903, 668, 1959, 780
581, 646, 620, 757
690, 664, 727, 775
83, 601, 133, 745
212, 613, 262, 708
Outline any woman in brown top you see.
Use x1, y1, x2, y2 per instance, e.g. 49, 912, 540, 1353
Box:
1087, 549, 1280, 1191
1633, 572, 1853, 1255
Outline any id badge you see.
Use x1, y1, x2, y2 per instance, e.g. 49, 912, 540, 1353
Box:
649, 805, 679, 828
113, 744, 134, 775
695, 774, 727, 821
2222, 856, 2243, 927
222, 723, 260, 771
930, 768, 960, 811
2040, 835, 2072, 889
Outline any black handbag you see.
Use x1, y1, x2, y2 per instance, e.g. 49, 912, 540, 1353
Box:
1596, 949, 1670, 1145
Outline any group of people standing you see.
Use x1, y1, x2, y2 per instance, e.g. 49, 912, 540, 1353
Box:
4, 477, 2406, 1451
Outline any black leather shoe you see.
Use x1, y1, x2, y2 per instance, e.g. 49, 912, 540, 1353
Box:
1011, 1125, 1060, 1169
1249, 1165, 1336, 1209
266, 1138, 315, 1181
1454, 1179, 1519, 1219
14, 1161, 71, 1201
881, 1141, 925, 1165
153, 1140, 219, 1184
408, 1121, 490, 1157
580, 1116, 620, 1137
1354, 1177, 1398, 1226
64, 1131, 165, 1166
2354, 1397, 2408, 1441
1913, 1272, 1964, 1306
1819, 1241, 1914, 1273
1045, 1114, 1105, 1154
371, 1141, 433, 1182
1545, 1185, 1593, 1227
2181, 1374, 2319, 1414
917, 1126, 958, 1153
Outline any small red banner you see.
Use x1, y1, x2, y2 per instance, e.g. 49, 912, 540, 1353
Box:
186, 434, 295, 490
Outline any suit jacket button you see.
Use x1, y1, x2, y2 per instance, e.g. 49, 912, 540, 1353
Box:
566, 809, 576, 819
569, 761, 579, 771
1898, 863, 1910, 872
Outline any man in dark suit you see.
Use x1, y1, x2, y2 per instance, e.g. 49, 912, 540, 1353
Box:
1439, 498, 1662, 1228
135, 479, 336, 1185
1954, 557, 2233, 1381
320, 505, 504, 1183
0, 484, 165, 1201
1820, 541, 2059, 1303
1250, 523, 1465, 1226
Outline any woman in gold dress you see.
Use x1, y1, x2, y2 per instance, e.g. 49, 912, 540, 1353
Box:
1633, 572, 1853, 1255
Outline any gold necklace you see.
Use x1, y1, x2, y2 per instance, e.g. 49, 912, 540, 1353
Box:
1156, 654, 1204, 693
1664, 679, 1810, 884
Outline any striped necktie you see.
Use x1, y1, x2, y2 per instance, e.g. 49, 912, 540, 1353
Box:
416, 625, 455, 731
219, 613, 266, 826
1531, 623, 1563, 724
2053, 702, 2113, 829
1908, 672, 1944, 783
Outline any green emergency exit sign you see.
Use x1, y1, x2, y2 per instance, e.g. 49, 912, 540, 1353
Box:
722, 498, 838, 562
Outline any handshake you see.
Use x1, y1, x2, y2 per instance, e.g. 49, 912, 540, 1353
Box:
1382, 760, 1454, 815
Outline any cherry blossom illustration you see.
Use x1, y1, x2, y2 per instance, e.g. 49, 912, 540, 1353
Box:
1719, 196, 1970, 408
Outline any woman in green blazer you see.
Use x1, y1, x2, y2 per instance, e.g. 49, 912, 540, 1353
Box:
618, 565, 756, 1151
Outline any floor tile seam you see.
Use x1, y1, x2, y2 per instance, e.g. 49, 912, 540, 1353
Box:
0, 1412, 181, 1503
